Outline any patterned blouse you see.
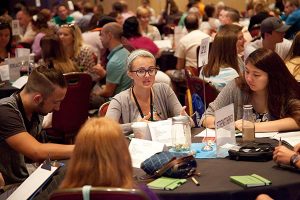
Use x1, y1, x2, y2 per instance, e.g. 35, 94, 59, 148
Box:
72, 45, 97, 72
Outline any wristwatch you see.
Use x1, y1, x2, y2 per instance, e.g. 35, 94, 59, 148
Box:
290, 154, 300, 168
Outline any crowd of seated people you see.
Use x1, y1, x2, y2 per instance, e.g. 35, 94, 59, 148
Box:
0, 0, 300, 199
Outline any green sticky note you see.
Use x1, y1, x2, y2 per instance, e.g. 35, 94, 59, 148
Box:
230, 174, 271, 188
147, 177, 187, 190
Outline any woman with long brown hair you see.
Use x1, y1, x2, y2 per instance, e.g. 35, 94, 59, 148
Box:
40, 34, 79, 73
285, 31, 300, 81
202, 48, 300, 132
60, 117, 159, 200
200, 24, 245, 91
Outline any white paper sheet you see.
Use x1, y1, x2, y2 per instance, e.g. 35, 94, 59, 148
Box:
0, 64, 10, 81
129, 138, 165, 168
273, 131, 300, 147
153, 40, 172, 50
8, 164, 58, 200
195, 128, 216, 137
148, 119, 172, 146
12, 76, 28, 89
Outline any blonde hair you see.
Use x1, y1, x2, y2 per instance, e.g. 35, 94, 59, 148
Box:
60, 117, 134, 189
59, 24, 83, 58
136, 7, 150, 18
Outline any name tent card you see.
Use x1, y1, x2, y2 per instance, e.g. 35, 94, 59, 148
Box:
148, 119, 173, 146
198, 37, 210, 67
215, 103, 236, 157
35, 0, 41, 7
129, 138, 166, 168
11, 20, 21, 36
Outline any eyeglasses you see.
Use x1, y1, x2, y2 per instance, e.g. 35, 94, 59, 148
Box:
130, 67, 159, 77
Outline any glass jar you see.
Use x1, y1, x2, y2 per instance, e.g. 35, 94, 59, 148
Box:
171, 115, 191, 152
242, 105, 255, 142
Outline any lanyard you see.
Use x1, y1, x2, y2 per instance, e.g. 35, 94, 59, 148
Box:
131, 87, 154, 121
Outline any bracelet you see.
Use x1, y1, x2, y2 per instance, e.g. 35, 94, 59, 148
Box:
290, 154, 300, 168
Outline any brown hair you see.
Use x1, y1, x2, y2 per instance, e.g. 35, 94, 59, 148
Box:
60, 117, 134, 188
40, 34, 79, 73
24, 65, 67, 98
285, 31, 300, 77
203, 24, 242, 77
245, 48, 300, 125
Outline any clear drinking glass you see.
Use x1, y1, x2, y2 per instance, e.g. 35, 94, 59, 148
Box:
171, 115, 191, 152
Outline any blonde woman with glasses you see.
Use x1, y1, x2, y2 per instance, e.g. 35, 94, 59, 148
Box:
106, 49, 189, 134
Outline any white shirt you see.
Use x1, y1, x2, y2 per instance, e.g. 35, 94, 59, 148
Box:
82, 31, 103, 63
244, 38, 292, 60
174, 30, 210, 68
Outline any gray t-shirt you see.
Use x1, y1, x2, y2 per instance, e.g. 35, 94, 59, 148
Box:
0, 94, 43, 184
105, 83, 183, 134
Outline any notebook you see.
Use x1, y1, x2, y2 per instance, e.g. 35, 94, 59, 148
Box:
273, 131, 300, 148
230, 174, 271, 188
147, 177, 187, 190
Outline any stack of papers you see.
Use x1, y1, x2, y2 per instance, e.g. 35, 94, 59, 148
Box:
230, 174, 271, 188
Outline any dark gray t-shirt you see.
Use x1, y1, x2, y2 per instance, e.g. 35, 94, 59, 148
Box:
0, 94, 43, 184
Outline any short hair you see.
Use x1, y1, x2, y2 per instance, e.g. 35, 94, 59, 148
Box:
122, 16, 141, 38
127, 49, 155, 70
112, 2, 124, 13
184, 13, 199, 30
60, 117, 134, 188
83, 2, 94, 13
24, 66, 67, 98
225, 7, 240, 23
103, 22, 123, 40
283, 0, 299, 7
136, 7, 150, 18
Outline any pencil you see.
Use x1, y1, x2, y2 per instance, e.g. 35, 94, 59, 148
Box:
191, 177, 200, 186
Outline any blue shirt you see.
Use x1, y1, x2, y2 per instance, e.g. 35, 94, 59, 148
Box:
106, 44, 132, 95
283, 8, 300, 39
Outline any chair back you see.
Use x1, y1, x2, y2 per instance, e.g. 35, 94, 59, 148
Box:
47, 72, 92, 143
49, 187, 150, 200
98, 101, 110, 117
185, 69, 219, 107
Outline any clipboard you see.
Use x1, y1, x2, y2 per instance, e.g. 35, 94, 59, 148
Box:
7, 159, 62, 200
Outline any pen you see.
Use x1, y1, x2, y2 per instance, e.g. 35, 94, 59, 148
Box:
191, 177, 200, 186
279, 137, 282, 146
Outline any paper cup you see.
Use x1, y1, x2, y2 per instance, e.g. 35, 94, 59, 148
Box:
131, 122, 151, 140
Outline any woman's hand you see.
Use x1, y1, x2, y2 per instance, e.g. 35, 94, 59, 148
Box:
273, 145, 295, 165
138, 113, 151, 122
180, 106, 187, 116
